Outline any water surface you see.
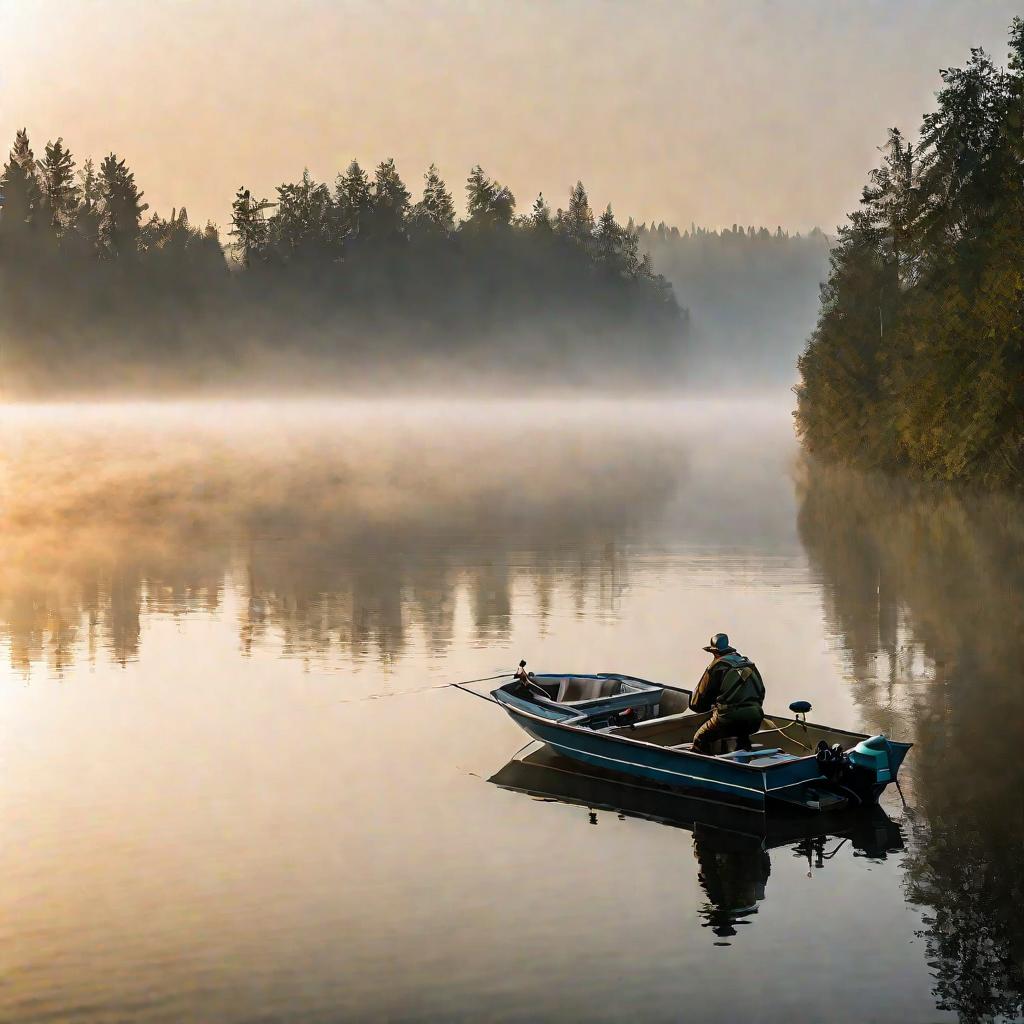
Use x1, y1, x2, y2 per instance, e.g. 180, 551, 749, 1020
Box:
1, 399, 1020, 1023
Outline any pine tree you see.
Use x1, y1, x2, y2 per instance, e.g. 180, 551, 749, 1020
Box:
529, 193, 552, 232
464, 166, 515, 229
335, 159, 371, 239
40, 137, 78, 235
0, 129, 41, 235
369, 158, 410, 239
229, 188, 271, 266
411, 163, 455, 234
270, 170, 333, 258
595, 203, 624, 267
562, 181, 594, 248
73, 158, 102, 252
862, 127, 918, 287
98, 153, 148, 258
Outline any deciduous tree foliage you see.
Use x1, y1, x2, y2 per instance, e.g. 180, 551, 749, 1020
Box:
796, 19, 1024, 487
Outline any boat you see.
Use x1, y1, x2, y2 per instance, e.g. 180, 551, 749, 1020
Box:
489, 662, 911, 813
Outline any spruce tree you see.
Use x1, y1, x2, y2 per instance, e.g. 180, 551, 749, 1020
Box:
40, 137, 78, 235
336, 159, 371, 239
412, 164, 455, 233
98, 153, 148, 258
529, 193, 552, 232
464, 166, 515, 229
229, 187, 270, 266
595, 203, 624, 267
73, 158, 102, 252
370, 158, 410, 239
0, 129, 41, 235
562, 181, 594, 248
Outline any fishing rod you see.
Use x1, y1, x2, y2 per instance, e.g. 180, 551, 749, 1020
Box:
318, 669, 511, 708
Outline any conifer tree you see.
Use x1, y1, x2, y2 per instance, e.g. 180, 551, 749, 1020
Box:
562, 181, 594, 248
40, 137, 78, 235
335, 159, 371, 239
412, 163, 455, 234
0, 129, 40, 235
98, 153, 148, 258
229, 187, 271, 266
464, 166, 515, 229
370, 158, 410, 239
595, 203, 624, 266
529, 193, 552, 232
73, 158, 102, 251
271, 170, 333, 257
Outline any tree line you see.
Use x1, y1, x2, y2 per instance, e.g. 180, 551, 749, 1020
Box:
0, 132, 682, 394
796, 18, 1024, 487
639, 222, 830, 384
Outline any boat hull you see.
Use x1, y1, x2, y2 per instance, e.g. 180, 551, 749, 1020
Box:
504, 704, 774, 810
494, 680, 912, 814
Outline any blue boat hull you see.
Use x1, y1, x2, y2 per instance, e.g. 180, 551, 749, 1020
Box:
504, 705, 776, 810
495, 683, 912, 813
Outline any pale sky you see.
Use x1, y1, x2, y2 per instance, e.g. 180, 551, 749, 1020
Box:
0, 0, 1020, 232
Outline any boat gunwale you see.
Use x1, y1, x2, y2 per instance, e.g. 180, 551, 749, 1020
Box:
491, 676, 885, 776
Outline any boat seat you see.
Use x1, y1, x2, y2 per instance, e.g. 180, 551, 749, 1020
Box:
672, 741, 770, 755
719, 747, 782, 763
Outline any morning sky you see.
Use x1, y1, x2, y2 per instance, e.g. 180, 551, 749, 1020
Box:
1, 0, 1020, 232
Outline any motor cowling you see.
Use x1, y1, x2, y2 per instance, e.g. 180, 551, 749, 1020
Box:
847, 734, 892, 783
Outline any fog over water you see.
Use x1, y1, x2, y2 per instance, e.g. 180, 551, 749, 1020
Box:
1, 398, 1021, 1022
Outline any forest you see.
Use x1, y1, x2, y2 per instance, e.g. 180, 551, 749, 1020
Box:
0, 135, 682, 394
796, 17, 1024, 488
640, 222, 830, 385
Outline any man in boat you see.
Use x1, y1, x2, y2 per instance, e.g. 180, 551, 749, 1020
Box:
689, 633, 765, 754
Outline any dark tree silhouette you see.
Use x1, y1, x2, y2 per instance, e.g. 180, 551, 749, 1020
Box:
40, 137, 78, 235
98, 153, 148, 259
0, 130, 684, 393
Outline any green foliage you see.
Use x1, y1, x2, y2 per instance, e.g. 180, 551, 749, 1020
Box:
796, 19, 1024, 488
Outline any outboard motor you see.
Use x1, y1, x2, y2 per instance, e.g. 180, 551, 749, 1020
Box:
816, 735, 895, 805
815, 740, 851, 780
847, 734, 893, 783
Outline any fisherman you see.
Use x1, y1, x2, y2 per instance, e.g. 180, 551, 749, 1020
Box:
689, 633, 765, 754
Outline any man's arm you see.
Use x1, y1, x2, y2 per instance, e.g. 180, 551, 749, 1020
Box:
689, 664, 719, 712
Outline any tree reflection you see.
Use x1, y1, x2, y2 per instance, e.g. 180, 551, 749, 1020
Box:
797, 461, 1024, 1022
0, 413, 684, 673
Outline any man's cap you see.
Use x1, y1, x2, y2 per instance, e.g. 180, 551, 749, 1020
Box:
703, 632, 736, 654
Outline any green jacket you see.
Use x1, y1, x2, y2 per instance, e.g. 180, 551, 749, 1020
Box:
690, 652, 766, 716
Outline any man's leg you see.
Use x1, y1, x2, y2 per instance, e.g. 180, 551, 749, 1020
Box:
729, 709, 764, 752
692, 710, 731, 754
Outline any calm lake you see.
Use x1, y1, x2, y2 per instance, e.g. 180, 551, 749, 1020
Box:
1, 399, 1021, 1023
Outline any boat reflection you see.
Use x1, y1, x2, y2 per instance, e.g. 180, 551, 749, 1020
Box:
489, 744, 904, 942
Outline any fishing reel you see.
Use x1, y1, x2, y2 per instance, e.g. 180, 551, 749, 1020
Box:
815, 740, 851, 780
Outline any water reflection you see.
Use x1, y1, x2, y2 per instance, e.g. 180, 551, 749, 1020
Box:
490, 744, 903, 946
797, 461, 1024, 1022
0, 405, 687, 673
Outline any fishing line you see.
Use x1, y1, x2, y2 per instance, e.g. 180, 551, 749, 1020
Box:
315, 671, 510, 708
